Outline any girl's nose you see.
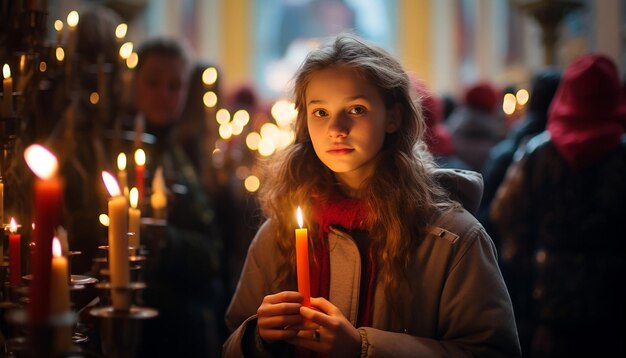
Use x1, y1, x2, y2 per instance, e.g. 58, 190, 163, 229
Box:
328, 113, 349, 138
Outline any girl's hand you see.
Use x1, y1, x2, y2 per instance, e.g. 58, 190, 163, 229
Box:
256, 291, 306, 342
288, 297, 362, 357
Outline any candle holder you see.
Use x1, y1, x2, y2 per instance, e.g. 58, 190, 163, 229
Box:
5, 308, 77, 357
90, 305, 157, 358
94, 281, 145, 309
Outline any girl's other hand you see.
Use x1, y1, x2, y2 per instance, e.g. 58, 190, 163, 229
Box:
288, 297, 361, 357
257, 291, 305, 342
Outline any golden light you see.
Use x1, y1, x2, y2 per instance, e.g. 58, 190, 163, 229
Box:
24, 144, 59, 180
126, 52, 138, 69
216, 108, 230, 125
117, 153, 127, 171
52, 237, 62, 258
260, 122, 279, 142
271, 100, 298, 127
296, 206, 304, 228
99, 214, 110, 227
66, 11, 79, 28
219, 123, 233, 139
129, 187, 138, 209
115, 23, 128, 39
246, 132, 261, 151
502, 93, 516, 116
3, 64, 10, 79
119, 42, 134, 60
203, 91, 218, 108
89, 92, 100, 105
56, 47, 65, 61
516, 89, 529, 106
257, 138, 276, 157
202, 67, 218, 85
134, 148, 146, 166
233, 110, 250, 127
39, 61, 47, 72
244, 175, 260, 193
54, 20, 64, 32
102, 171, 121, 197
9, 218, 18, 233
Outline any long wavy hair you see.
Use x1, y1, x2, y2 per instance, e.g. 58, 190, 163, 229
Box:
258, 33, 450, 310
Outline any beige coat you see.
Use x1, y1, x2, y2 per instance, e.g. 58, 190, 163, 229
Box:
224, 205, 520, 357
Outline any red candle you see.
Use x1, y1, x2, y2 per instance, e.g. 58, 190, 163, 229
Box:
8, 218, 21, 287
295, 207, 310, 307
24, 144, 63, 324
134, 149, 145, 205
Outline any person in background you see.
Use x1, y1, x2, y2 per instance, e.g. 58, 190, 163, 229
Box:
223, 33, 520, 357
490, 54, 626, 357
478, 69, 561, 251
411, 77, 471, 170
446, 81, 506, 172
130, 37, 225, 357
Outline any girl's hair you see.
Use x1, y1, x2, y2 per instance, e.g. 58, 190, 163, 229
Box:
258, 33, 450, 311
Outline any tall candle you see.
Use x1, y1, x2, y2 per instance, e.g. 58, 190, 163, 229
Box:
117, 152, 128, 197
102, 171, 130, 311
150, 166, 167, 219
9, 218, 21, 287
3, 64, 13, 116
65, 11, 79, 80
128, 187, 140, 250
134, 149, 145, 205
24, 144, 63, 323
0, 177, 4, 226
295, 206, 310, 307
50, 237, 72, 353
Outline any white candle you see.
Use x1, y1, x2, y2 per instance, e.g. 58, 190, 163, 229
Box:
102, 171, 130, 311
150, 166, 167, 219
50, 237, 72, 353
128, 187, 140, 250
117, 153, 128, 197
3, 64, 13, 116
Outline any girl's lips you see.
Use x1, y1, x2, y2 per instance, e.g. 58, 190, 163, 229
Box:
327, 148, 354, 155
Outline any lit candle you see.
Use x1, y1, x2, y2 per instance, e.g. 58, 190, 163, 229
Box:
50, 237, 72, 353
3, 64, 13, 116
24, 144, 63, 323
54, 20, 64, 48
128, 187, 140, 250
102, 171, 130, 311
150, 166, 167, 219
65, 11, 79, 78
50, 237, 69, 314
0, 177, 4, 226
295, 206, 310, 307
134, 149, 145, 205
117, 152, 128, 197
8, 218, 20, 287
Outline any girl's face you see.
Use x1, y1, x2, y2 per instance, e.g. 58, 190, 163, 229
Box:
305, 66, 399, 194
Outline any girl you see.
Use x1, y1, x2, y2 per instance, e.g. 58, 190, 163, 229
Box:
223, 34, 520, 357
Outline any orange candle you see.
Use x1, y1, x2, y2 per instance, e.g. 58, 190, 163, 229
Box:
134, 149, 145, 205
3, 64, 13, 116
8, 218, 21, 287
295, 206, 310, 307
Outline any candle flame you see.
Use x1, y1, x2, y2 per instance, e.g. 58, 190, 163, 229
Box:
119, 42, 134, 60
134, 148, 146, 166
296, 206, 304, 228
126, 52, 138, 69
9, 217, 17, 233
67, 11, 79, 27
115, 23, 128, 39
202, 67, 218, 85
117, 153, 127, 171
99, 214, 110, 227
3, 64, 10, 79
102, 171, 121, 197
54, 20, 64, 31
52, 237, 62, 257
130, 187, 138, 209
24, 144, 59, 180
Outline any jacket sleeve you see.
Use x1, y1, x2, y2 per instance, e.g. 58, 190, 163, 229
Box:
358, 226, 521, 357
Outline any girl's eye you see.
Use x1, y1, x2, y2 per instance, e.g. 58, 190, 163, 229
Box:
312, 109, 328, 117
348, 106, 366, 115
